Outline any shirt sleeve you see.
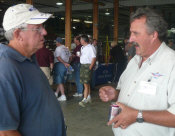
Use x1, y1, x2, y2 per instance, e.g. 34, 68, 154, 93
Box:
167, 64, 175, 114
55, 47, 62, 57
90, 46, 96, 58
73, 46, 77, 55
0, 62, 21, 130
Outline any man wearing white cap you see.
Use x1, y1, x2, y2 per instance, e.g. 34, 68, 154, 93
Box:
0, 3, 66, 136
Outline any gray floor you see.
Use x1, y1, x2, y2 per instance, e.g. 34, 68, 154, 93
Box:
59, 84, 115, 136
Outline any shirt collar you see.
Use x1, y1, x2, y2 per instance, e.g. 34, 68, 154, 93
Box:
0, 43, 36, 62
134, 42, 166, 66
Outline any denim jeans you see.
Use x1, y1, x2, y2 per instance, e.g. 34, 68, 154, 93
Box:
72, 62, 83, 94
53, 62, 67, 84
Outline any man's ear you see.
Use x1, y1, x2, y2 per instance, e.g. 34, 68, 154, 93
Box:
152, 31, 158, 40
13, 29, 23, 41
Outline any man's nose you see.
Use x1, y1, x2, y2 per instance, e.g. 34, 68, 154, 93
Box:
129, 33, 134, 43
42, 28, 47, 36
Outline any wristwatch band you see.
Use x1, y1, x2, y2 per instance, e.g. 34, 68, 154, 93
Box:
136, 110, 144, 123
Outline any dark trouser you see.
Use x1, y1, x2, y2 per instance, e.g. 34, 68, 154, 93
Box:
114, 61, 126, 82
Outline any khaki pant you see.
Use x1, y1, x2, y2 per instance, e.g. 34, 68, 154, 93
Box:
80, 64, 92, 84
40, 67, 53, 85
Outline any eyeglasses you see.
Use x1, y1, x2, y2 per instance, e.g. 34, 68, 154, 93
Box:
20, 26, 45, 33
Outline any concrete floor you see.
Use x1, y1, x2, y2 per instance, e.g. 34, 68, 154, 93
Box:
59, 84, 115, 136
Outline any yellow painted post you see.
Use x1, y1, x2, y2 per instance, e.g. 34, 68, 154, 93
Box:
105, 36, 110, 64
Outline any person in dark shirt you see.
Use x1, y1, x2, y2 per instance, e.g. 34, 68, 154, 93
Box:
36, 43, 54, 85
71, 36, 84, 97
109, 41, 126, 83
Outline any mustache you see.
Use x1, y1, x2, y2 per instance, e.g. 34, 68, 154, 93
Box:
131, 42, 139, 47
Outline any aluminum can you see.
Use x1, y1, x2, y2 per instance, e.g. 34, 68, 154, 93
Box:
76, 51, 80, 57
108, 103, 120, 121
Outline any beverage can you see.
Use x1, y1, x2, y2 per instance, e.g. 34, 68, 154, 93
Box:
69, 66, 74, 71
96, 61, 99, 66
67, 66, 74, 74
108, 103, 121, 121
76, 51, 80, 57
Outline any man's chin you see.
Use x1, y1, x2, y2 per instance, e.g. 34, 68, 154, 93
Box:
40, 44, 44, 48
36, 44, 44, 51
135, 50, 140, 56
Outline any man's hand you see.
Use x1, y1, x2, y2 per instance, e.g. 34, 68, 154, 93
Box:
0, 130, 22, 136
50, 69, 53, 76
99, 86, 117, 102
108, 102, 137, 129
64, 63, 70, 68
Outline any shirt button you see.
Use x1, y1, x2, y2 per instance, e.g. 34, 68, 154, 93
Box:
134, 81, 136, 83
127, 94, 130, 97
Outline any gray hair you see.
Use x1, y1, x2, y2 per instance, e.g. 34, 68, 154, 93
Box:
4, 23, 28, 41
130, 7, 168, 42
111, 41, 117, 47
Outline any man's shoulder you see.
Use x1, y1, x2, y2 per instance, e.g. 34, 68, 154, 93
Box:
86, 44, 94, 49
76, 44, 83, 49
0, 43, 8, 54
0, 56, 19, 80
0, 45, 23, 68
58, 45, 66, 50
55, 46, 62, 51
161, 43, 175, 57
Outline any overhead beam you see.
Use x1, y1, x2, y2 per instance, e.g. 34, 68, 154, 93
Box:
113, 0, 119, 41
80, 0, 105, 6
26, 0, 33, 4
65, 0, 72, 49
120, 0, 175, 6
93, 0, 98, 40
38, 3, 113, 13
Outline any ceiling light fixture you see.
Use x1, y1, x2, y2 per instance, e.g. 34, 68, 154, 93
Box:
84, 20, 92, 24
61, 17, 64, 20
105, 9, 110, 15
73, 19, 80, 22
56, 2, 63, 6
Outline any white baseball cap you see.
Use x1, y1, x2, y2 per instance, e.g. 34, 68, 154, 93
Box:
2, 3, 52, 31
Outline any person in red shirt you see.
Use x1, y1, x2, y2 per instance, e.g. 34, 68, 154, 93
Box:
36, 43, 54, 85
71, 36, 84, 97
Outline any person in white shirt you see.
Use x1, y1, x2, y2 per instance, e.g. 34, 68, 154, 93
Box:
99, 7, 175, 136
92, 39, 98, 53
54, 37, 71, 101
79, 35, 96, 107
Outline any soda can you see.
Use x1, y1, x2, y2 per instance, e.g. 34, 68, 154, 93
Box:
108, 103, 121, 121
76, 51, 80, 57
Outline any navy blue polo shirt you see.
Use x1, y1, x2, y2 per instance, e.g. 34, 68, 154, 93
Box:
0, 43, 66, 136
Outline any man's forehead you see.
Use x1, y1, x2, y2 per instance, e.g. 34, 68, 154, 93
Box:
27, 24, 42, 27
130, 17, 147, 31
131, 17, 146, 25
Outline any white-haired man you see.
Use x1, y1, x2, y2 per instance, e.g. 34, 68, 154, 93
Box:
0, 3, 66, 136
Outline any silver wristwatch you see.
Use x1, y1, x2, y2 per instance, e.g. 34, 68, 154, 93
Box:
136, 110, 144, 123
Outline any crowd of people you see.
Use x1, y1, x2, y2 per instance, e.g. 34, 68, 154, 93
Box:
0, 3, 175, 136
36, 35, 97, 106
